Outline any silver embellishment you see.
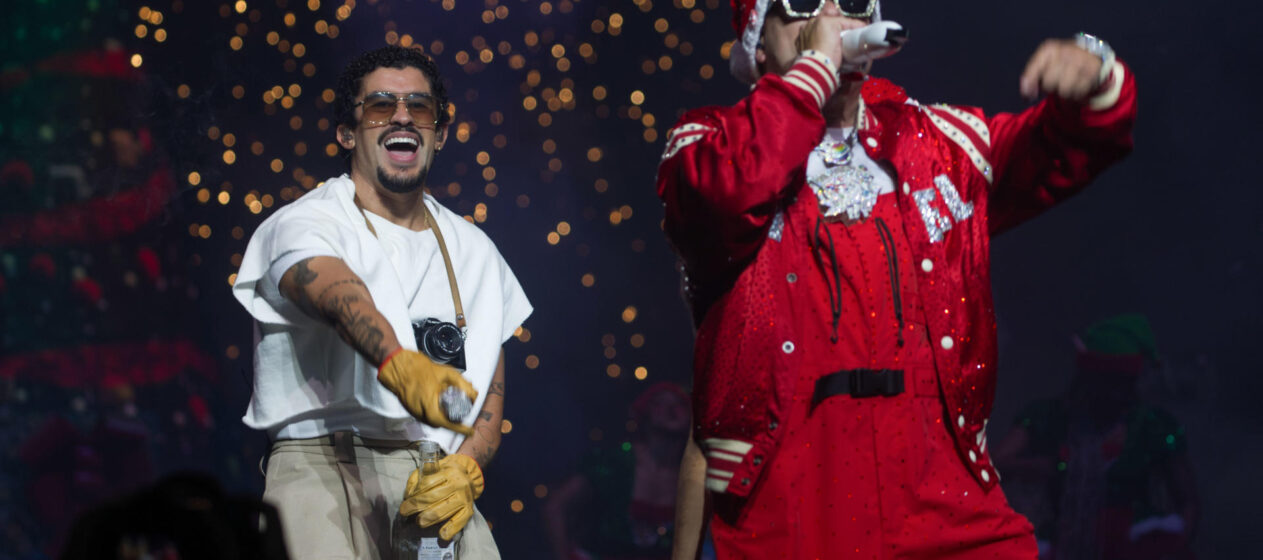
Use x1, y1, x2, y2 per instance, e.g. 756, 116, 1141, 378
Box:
934, 175, 973, 221
767, 211, 785, 241
440, 386, 473, 423
808, 165, 877, 223
913, 188, 952, 243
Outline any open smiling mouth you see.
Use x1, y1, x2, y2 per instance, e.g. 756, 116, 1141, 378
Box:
383, 133, 420, 165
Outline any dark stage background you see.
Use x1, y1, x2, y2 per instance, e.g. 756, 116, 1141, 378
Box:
1, 0, 1259, 557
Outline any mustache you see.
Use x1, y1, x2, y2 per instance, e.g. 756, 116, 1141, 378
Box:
377, 125, 424, 146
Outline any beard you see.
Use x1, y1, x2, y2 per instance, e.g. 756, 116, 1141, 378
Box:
376, 164, 428, 194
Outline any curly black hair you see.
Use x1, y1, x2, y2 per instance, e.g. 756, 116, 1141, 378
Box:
333, 45, 451, 130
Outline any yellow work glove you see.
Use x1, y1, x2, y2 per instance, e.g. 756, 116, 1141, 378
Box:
399, 453, 485, 540
377, 348, 477, 435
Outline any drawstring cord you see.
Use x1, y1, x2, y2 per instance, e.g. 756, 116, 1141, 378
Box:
812, 217, 844, 343
873, 217, 905, 347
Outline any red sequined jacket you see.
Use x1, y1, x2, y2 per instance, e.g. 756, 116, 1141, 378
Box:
656, 54, 1137, 497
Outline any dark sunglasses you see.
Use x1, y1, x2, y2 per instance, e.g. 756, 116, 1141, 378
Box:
779, 0, 876, 19
354, 91, 441, 128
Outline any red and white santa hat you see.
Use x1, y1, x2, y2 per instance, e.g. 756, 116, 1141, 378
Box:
729, 0, 881, 84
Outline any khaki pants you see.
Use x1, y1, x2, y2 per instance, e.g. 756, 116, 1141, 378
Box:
263, 433, 500, 559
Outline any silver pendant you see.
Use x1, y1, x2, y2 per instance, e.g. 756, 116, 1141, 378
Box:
808, 163, 877, 223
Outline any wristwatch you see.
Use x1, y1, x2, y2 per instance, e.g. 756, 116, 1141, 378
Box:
1073, 32, 1116, 89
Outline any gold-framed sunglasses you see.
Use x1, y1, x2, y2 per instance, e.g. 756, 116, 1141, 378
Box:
354, 91, 442, 128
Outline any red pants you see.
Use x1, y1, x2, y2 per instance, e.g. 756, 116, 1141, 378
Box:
710, 362, 1036, 559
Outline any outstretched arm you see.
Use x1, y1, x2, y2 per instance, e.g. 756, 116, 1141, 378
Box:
278, 255, 401, 365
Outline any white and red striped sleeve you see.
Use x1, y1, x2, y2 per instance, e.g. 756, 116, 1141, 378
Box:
781, 50, 840, 109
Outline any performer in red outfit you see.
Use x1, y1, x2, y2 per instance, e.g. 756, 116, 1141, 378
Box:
659, 1, 1137, 558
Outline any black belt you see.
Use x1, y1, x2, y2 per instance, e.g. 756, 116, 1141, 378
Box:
811, 369, 905, 409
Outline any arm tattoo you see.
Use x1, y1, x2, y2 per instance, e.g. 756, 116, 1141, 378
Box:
320, 293, 389, 365
291, 258, 319, 287
474, 444, 497, 468
315, 278, 367, 306
478, 411, 493, 422
488, 381, 505, 397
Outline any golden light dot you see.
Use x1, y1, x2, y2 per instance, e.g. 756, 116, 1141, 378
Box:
538, 113, 552, 127
227, 273, 238, 286
548, 158, 562, 172
533, 485, 548, 498
547, 232, 561, 245
135, 24, 148, 38
222, 133, 237, 147
634, 367, 649, 380
196, 188, 210, 203
234, 0, 247, 14
337, 4, 353, 18
541, 139, 556, 154
454, 50, 469, 64
474, 202, 488, 223
280, 96, 294, 109
501, 419, 514, 434
229, 36, 243, 50
644, 129, 659, 142
479, 49, 493, 64
526, 69, 541, 86
516, 327, 532, 342
556, 57, 571, 72
496, 5, 509, 18
325, 143, 339, 157
630, 334, 645, 348
321, 88, 335, 103
594, 179, 608, 193
699, 64, 714, 79
289, 116, 303, 130
558, 88, 574, 104
270, 159, 284, 173
690, 8, 705, 23
188, 171, 202, 185
587, 147, 603, 162
604, 347, 617, 359
283, 12, 296, 27
482, 167, 496, 181
664, 33, 679, 48
591, 19, 606, 33
654, 18, 669, 33
399, 34, 413, 47
630, 90, 645, 105
578, 43, 594, 57
307, 0, 320, 11
620, 205, 634, 220
154, 28, 168, 42
218, 191, 231, 205
658, 55, 674, 70
484, 183, 498, 197
609, 13, 624, 27
606, 364, 621, 378
130, 54, 143, 67
251, 141, 264, 155
232, 85, 245, 98
609, 210, 623, 225
546, 97, 562, 112
550, 44, 565, 58
622, 306, 638, 323
522, 96, 537, 111
222, 150, 236, 164
198, 224, 212, 238
641, 114, 656, 127
592, 86, 607, 101
139, 6, 151, 19
509, 499, 524, 513
476, 151, 491, 165
720, 40, 734, 60
226, 345, 240, 359
628, 106, 643, 120
232, 226, 244, 238
516, 194, 530, 208
263, 91, 275, 104
525, 355, 539, 369
557, 221, 571, 235
581, 273, 595, 287
249, 200, 263, 214
261, 194, 274, 207
315, 20, 328, 34
539, 1, 552, 14
302, 63, 316, 77
267, 31, 280, 45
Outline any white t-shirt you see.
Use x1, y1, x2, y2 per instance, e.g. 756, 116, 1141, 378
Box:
232, 175, 532, 453
807, 127, 896, 196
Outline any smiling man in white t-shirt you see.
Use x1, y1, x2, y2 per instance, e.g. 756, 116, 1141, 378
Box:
233, 45, 531, 559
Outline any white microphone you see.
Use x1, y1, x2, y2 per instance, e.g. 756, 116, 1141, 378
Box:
839, 21, 907, 70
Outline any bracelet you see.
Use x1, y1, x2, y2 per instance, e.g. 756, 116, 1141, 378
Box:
1073, 32, 1116, 90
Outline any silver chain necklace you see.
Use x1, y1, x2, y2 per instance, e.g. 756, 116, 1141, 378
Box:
807, 122, 877, 223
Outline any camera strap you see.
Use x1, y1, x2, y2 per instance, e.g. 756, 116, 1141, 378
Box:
353, 192, 467, 331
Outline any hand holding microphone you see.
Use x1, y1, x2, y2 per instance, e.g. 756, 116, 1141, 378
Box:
839, 21, 907, 70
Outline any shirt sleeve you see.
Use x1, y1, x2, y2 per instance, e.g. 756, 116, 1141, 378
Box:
496, 250, 533, 344
233, 209, 345, 326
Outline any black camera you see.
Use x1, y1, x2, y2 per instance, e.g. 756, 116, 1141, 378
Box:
412, 318, 466, 371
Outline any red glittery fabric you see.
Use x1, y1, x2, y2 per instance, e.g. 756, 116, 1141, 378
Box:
656, 62, 1136, 556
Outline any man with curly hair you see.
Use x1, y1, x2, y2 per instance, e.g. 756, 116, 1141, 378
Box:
233, 45, 532, 558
